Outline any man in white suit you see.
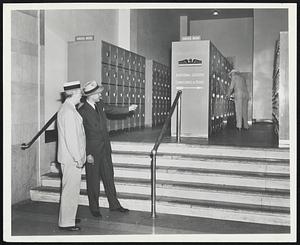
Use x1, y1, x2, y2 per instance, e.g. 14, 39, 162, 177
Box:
227, 69, 249, 131
57, 80, 86, 231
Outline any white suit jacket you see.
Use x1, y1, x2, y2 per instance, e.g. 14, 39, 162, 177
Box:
57, 99, 86, 165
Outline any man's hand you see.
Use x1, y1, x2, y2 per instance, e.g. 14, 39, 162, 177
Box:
129, 104, 138, 111
75, 161, 84, 168
86, 154, 95, 164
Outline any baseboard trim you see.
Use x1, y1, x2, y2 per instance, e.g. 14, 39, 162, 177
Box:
279, 140, 290, 148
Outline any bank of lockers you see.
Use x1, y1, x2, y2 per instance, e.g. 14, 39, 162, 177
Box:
145, 60, 171, 127
68, 40, 145, 133
171, 40, 235, 138
272, 32, 289, 147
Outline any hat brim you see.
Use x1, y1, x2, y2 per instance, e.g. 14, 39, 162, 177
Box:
229, 69, 239, 75
83, 86, 104, 96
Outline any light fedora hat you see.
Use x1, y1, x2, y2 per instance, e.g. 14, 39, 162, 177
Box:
63, 80, 81, 91
228, 69, 239, 75
83, 80, 104, 96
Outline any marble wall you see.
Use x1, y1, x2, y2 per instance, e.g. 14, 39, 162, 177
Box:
253, 9, 288, 120
11, 10, 40, 204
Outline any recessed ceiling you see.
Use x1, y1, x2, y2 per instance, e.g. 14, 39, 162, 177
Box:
169, 9, 253, 20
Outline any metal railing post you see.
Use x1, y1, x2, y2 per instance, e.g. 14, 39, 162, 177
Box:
176, 93, 182, 143
150, 90, 182, 219
151, 150, 157, 218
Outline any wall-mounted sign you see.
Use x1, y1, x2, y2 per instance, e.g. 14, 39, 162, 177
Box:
75, 35, 94, 41
178, 58, 203, 67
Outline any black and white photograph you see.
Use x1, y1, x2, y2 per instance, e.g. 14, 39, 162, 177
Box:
3, 2, 297, 243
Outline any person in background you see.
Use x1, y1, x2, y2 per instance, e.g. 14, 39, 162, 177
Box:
57, 81, 86, 231
226, 69, 250, 131
78, 80, 137, 218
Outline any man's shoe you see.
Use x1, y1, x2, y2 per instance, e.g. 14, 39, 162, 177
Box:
75, 218, 81, 224
110, 207, 129, 213
59, 226, 81, 231
91, 211, 102, 218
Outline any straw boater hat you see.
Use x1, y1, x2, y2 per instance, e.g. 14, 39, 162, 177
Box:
228, 69, 239, 75
83, 81, 104, 96
63, 80, 81, 91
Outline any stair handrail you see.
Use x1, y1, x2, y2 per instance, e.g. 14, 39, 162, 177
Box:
21, 112, 57, 150
150, 90, 182, 218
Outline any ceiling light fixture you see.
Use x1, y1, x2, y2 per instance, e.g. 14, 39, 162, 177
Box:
212, 10, 219, 16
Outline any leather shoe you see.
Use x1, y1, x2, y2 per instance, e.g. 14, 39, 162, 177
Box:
91, 211, 102, 218
59, 226, 81, 231
110, 207, 129, 213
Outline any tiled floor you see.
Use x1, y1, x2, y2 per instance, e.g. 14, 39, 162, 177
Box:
110, 122, 278, 148
11, 200, 289, 237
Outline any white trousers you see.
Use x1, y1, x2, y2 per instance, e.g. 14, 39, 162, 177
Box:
58, 162, 82, 227
235, 94, 249, 129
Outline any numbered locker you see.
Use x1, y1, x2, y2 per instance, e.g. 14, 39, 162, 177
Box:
117, 67, 124, 86
116, 85, 123, 104
124, 69, 130, 87
140, 104, 145, 127
130, 52, 137, 71
129, 87, 136, 104
123, 86, 130, 104
109, 85, 117, 104
130, 71, 137, 88
102, 63, 110, 85
110, 45, 118, 66
136, 55, 142, 73
117, 47, 125, 68
140, 56, 146, 73
101, 41, 110, 64
124, 50, 131, 70
110, 66, 117, 85
101, 83, 110, 104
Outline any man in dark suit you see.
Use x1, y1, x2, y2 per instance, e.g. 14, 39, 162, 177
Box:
78, 80, 137, 217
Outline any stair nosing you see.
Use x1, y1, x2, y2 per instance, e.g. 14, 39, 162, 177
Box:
42, 172, 290, 196
111, 163, 290, 179
112, 150, 290, 164
112, 152, 290, 166
31, 186, 290, 214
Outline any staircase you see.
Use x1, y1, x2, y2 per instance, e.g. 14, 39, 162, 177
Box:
30, 141, 290, 226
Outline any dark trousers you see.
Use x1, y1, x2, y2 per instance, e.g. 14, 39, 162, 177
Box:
85, 151, 121, 212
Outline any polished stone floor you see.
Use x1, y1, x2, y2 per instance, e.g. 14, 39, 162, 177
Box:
110, 122, 278, 148
11, 200, 289, 237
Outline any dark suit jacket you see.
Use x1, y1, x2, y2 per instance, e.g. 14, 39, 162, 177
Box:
78, 100, 130, 157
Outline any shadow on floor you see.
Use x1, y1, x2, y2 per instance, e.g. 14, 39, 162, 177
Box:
11, 200, 289, 237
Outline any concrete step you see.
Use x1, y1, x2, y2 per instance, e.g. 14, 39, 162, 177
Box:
110, 141, 290, 160
111, 153, 290, 175
50, 162, 289, 190
30, 186, 290, 226
41, 173, 289, 208
112, 164, 289, 190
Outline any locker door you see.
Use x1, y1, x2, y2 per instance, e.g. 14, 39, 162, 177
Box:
117, 47, 125, 68
125, 50, 130, 70
130, 53, 137, 71
110, 66, 117, 85
101, 41, 110, 64
109, 84, 117, 104
102, 63, 110, 85
117, 67, 124, 86
102, 83, 110, 104
124, 69, 130, 87
110, 45, 118, 66
141, 56, 146, 73
124, 86, 130, 104
140, 73, 145, 89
